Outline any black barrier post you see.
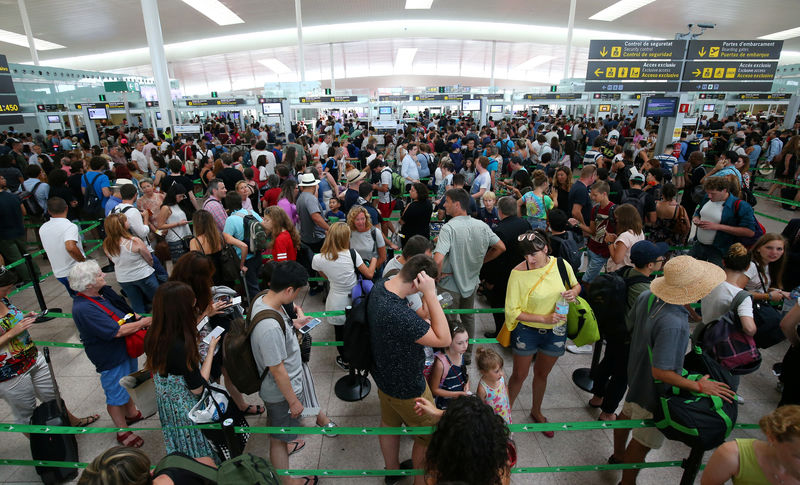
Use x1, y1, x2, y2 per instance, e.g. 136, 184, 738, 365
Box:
221, 418, 243, 458
334, 306, 372, 402
23, 254, 61, 323
572, 340, 604, 393
679, 446, 704, 485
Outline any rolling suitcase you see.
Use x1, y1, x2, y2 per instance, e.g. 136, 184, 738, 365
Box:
29, 347, 79, 484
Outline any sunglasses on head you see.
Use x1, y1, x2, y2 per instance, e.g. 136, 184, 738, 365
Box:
517, 232, 546, 250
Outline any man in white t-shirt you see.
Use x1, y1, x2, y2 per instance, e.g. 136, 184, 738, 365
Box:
470, 156, 491, 207
131, 141, 148, 175
142, 135, 157, 172
39, 197, 84, 296
401, 143, 421, 185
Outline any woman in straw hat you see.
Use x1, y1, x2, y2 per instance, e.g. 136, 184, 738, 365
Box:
613, 255, 736, 485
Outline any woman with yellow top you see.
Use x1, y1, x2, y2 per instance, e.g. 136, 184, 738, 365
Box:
701, 405, 800, 485
505, 229, 581, 438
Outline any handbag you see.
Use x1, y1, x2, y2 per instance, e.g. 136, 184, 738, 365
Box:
78, 293, 147, 358
555, 258, 600, 347
193, 382, 249, 462
753, 271, 787, 349
700, 290, 761, 375
171, 229, 192, 253
219, 243, 241, 283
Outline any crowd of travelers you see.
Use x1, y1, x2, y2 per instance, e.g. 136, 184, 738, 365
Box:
0, 106, 799, 484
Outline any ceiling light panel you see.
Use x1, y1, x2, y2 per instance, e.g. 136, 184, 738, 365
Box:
589, 0, 656, 21
0, 28, 64, 50
759, 26, 800, 40
405, 0, 433, 9
394, 47, 418, 72
258, 58, 291, 74
180, 0, 244, 26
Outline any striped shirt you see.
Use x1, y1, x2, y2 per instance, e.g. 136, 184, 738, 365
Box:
203, 196, 227, 233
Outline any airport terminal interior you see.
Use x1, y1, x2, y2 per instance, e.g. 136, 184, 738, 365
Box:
1, 1, 800, 484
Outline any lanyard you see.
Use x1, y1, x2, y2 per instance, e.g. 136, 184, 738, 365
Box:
77, 293, 132, 326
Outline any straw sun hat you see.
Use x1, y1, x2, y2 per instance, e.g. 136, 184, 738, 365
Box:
649, 255, 725, 305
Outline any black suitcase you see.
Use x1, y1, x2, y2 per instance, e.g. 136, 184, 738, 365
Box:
29, 347, 79, 484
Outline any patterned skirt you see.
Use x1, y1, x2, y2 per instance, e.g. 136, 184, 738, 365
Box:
153, 373, 219, 464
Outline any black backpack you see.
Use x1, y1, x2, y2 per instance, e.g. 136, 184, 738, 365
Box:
550, 232, 581, 274
685, 139, 702, 158
82, 173, 104, 218
620, 189, 648, 219
587, 267, 650, 341
342, 288, 374, 377
19, 181, 44, 217
498, 139, 512, 159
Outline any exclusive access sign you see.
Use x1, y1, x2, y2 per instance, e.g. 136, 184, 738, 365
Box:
586, 61, 681, 81
686, 40, 783, 60
588, 40, 686, 60
682, 61, 778, 81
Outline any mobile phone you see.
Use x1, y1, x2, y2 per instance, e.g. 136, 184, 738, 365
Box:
202, 326, 225, 344
298, 318, 322, 334
230, 296, 242, 305
196, 315, 209, 331
33, 310, 48, 323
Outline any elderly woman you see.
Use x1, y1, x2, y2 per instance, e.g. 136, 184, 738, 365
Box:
347, 205, 386, 278
0, 267, 98, 427
69, 260, 150, 448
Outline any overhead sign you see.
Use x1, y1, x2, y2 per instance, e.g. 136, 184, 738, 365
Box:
412, 94, 469, 101
0, 54, 22, 125
592, 93, 621, 100
586, 61, 682, 81
36, 103, 68, 112
682, 61, 778, 81
598, 104, 611, 112
103, 81, 140, 92
145, 100, 159, 107
588, 40, 687, 60
174, 124, 202, 134
686, 40, 783, 60
476, 93, 505, 99
257, 97, 284, 103
523, 93, 582, 100
735, 93, 792, 100
680, 81, 774, 92
379, 95, 410, 101
186, 98, 246, 106
298, 96, 358, 103
584, 81, 679, 92
697, 93, 727, 100
74, 102, 127, 110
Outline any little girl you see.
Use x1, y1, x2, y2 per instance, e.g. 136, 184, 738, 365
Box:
475, 347, 512, 425
429, 327, 470, 410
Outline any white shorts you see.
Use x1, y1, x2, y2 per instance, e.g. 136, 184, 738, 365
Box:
0, 352, 56, 424
622, 400, 665, 450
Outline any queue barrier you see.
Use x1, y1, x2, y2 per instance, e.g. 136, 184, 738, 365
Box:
4, 221, 102, 271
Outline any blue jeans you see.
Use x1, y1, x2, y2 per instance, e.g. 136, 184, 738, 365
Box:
151, 252, 168, 282
243, 256, 262, 301
582, 249, 608, 284
119, 273, 159, 314
56, 277, 77, 297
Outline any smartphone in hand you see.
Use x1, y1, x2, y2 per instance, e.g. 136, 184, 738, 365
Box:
298, 318, 322, 334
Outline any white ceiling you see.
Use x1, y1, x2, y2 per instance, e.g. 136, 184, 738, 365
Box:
2, 0, 800, 94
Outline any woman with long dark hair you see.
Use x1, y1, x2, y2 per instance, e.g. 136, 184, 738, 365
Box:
189, 210, 247, 286
399, 182, 433, 246
156, 184, 191, 263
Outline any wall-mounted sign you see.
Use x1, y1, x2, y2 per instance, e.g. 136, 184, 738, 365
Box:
586, 61, 682, 81
735, 93, 792, 100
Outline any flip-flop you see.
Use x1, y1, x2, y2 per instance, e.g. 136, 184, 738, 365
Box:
300, 477, 318, 485
530, 414, 555, 438
242, 404, 265, 415
73, 414, 100, 427
288, 439, 305, 456
125, 411, 144, 426
116, 431, 144, 448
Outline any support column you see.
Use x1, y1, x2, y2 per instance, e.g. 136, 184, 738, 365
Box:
17, 0, 39, 66
783, 94, 800, 130
83, 109, 99, 146
654, 93, 689, 155
295, 0, 306, 83
329, 43, 335, 92
140, 0, 175, 131
489, 40, 496, 90
563, 0, 577, 82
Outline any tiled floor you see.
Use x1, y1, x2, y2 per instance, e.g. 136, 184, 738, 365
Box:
0, 199, 795, 484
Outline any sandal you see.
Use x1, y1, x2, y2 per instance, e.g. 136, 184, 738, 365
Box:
288, 439, 305, 456
125, 411, 144, 426
116, 431, 144, 448
242, 404, 265, 416
73, 414, 100, 427
608, 454, 622, 465
300, 477, 318, 485
530, 414, 554, 438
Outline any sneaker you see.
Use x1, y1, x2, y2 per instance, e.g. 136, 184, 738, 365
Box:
566, 343, 593, 354
335, 356, 350, 371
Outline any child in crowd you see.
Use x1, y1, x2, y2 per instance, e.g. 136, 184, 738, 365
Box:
475, 347, 512, 425
519, 169, 554, 230
569, 181, 615, 285
477, 191, 500, 229
429, 327, 470, 410
325, 197, 345, 222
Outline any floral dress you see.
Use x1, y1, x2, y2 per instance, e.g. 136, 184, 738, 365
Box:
479, 376, 512, 425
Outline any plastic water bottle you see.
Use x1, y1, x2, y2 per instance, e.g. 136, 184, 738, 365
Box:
437, 292, 454, 308
553, 296, 569, 337
423, 346, 435, 378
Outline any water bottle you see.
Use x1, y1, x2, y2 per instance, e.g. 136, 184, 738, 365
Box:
784, 287, 800, 312
423, 346, 435, 378
552, 296, 569, 337
437, 292, 454, 309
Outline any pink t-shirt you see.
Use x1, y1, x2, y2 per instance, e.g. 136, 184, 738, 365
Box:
606, 230, 646, 272
277, 197, 299, 225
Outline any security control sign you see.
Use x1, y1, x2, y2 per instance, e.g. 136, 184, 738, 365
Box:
586, 61, 682, 80
682, 61, 777, 81
588, 40, 687, 60
523, 93, 582, 100
686, 40, 783, 60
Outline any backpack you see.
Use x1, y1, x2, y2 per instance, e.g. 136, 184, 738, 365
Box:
389, 170, 405, 197
685, 139, 702, 158
19, 181, 44, 217
550, 232, 581, 274
82, 173, 104, 218
620, 189, 648, 219
237, 211, 270, 253
153, 453, 279, 484
733, 199, 765, 249
587, 267, 650, 341
222, 291, 285, 395
701, 290, 762, 375
498, 139, 512, 159
555, 258, 600, 347
341, 286, 374, 377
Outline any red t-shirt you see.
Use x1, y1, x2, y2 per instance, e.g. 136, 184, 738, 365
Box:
586, 202, 615, 258
262, 187, 281, 207
271, 230, 297, 262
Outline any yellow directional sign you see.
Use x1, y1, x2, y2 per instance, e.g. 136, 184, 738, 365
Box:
714, 67, 724, 78
710, 46, 720, 57
631, 67, 641, 78
698, 47, 707, 57
606, 67, 617, 78
599, 47, 608, 57
682, 61, 777, 81
611, 46, 621, 57
586, 61, 681, 80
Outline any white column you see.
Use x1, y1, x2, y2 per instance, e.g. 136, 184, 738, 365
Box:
295, 0, 306, 83
489, 40, 496, 89
17, 0, 39, 66
563, 0, 577, 82
783, 95, 800, 130
329, 43, 335, 92
140, 0, 175, 130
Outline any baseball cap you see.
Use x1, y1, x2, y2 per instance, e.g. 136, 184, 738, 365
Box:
630, 241, 669, 268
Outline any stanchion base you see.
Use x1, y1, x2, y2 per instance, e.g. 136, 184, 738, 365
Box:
35, 308, 62, 323
572, 367, 594, 393
334, 374, 371, 402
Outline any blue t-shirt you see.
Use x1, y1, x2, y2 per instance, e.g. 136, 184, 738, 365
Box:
223, 209, 263, 259
104, 196, 122, 217
72, 290, 131, 372
325, 210, 345, 221
81, 172, 111, 208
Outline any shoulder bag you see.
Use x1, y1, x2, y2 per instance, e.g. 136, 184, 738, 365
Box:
78, 293, 146, 358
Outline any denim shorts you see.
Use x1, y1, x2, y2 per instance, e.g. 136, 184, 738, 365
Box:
99, 357, 138, 406
511, 324, 567, 357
